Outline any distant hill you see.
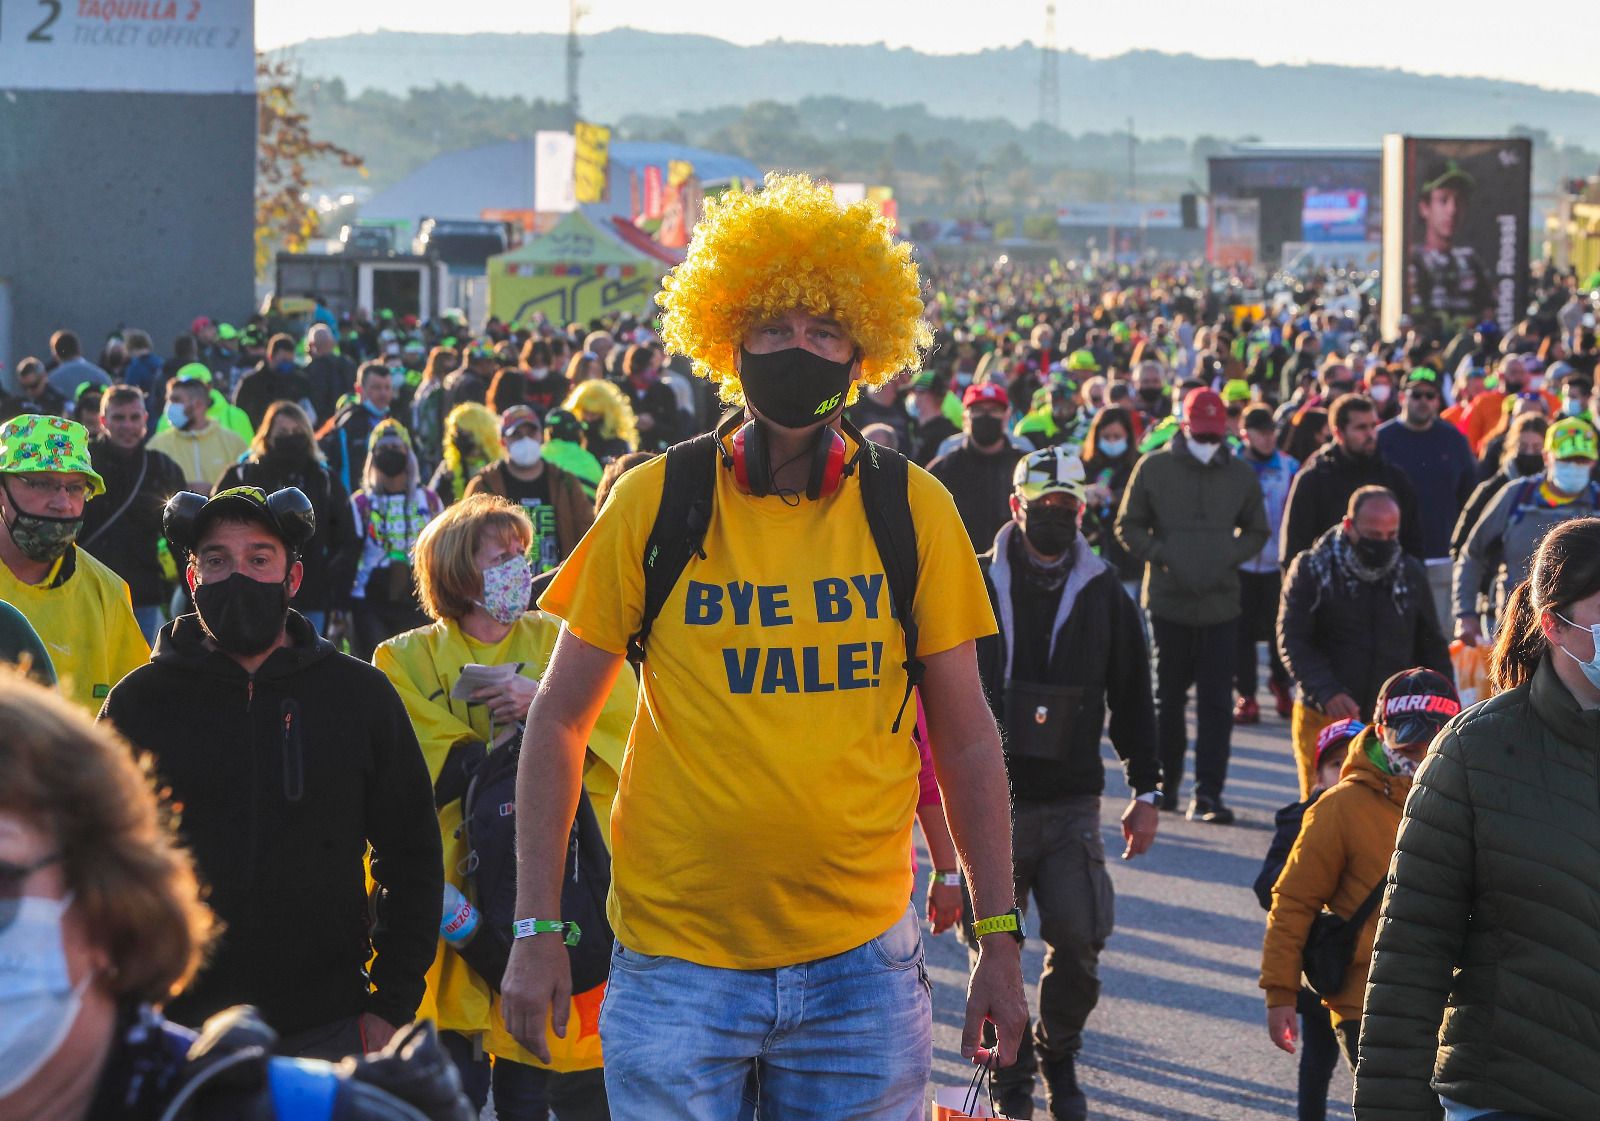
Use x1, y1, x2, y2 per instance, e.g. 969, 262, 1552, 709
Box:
273, 29, 1600, 150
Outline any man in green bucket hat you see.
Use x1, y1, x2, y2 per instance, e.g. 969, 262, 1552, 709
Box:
0, 414, 148, 711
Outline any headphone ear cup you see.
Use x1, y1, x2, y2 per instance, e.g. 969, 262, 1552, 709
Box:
737, 420, 770, 497
808, 427, 847, 500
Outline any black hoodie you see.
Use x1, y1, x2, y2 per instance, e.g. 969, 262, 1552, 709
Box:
100, 612, 442, 1036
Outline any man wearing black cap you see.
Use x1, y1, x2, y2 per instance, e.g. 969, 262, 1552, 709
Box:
101, 486, 442, 1060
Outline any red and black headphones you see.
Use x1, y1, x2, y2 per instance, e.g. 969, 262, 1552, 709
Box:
716, 411, 867, 500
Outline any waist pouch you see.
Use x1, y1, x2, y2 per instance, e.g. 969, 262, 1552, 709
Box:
1001, 681, 1083, 761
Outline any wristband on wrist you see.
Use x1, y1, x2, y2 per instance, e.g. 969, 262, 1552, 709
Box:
929, 869, 963, 888
512, 918, 582, 946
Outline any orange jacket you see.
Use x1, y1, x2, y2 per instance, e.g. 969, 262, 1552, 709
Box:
1259, 732, 1411, 1024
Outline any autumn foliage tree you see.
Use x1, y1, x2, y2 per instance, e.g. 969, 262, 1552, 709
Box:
256, 54, 366, 274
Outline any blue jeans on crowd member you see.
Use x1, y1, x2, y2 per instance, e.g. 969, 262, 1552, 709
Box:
600, 903, 932, 1121
132, 605, 164, 646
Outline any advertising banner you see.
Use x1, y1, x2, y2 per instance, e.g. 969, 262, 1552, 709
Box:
1302, 190, 1368, 242
574, 121, 611, 205
1209, 197, 1261, 267
1382, 134, 1532, 338
0, 0, 254, 94
534, 131, 577, 214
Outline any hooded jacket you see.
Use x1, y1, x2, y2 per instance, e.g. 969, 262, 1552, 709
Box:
1113, 433, 1270, 626
462, 460, 595, 566
975, 523, 1161, 801
99, 612, 442, 1037
1259, 731, 1411, 1024
1355, 658, 1600, 1121
80, 438, 187, 607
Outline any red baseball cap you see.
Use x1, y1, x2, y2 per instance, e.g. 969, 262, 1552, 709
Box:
963, 382, 1009, 409
1183, 388, 1228, 437
190, 316, 213, 335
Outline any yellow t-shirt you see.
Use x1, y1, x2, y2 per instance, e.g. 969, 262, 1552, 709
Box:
374, 614, 635, 1070
0, 546, 149, 713
539, 446, 995, 969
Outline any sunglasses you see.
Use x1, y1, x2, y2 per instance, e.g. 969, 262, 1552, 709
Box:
1408, 390, 1440, 402
0, 852, 62, 931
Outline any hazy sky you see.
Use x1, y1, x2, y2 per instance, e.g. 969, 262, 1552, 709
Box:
257, 1, 1600, 96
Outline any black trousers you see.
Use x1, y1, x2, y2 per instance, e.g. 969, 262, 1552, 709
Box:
1235, 569, 1291, 697
1151, 615, 1238, 801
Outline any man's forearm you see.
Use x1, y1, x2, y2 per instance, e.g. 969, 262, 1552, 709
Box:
512, 709, 589, 920
935, 734, 1016, 919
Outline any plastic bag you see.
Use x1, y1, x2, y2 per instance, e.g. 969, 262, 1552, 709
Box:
1450, 639, 1491, 707
932, 1060, 1019, 1121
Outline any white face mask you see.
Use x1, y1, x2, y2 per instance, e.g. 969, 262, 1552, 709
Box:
0, 894, 88, 1098
1554, 612, 1600, 691
508, 437, 543, 469
1188, 438, 1220, 465
1369, 385, 1392, 403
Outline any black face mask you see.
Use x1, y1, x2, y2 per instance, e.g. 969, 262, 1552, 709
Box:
969, 414, 1006, 447
1138, 386, 1164, 404
738, 346, 855, 430
1513, 452, 1545, 477
193, 572, 290, 656
268, 433, 313, 463
1353, 536, 1400, 570
1023, 506, 1077, 556
373, 448, 408, 476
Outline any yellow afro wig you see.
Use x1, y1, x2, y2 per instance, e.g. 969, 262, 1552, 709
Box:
656, 172, 931, 406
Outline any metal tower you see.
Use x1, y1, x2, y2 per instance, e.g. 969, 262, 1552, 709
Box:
1038, 3, 1060, 130
566, 0, 584, 121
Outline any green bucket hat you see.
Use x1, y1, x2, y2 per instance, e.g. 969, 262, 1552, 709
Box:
0, 415, 106, 499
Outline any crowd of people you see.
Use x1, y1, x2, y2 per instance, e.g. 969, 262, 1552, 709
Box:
3, 172, 1600, 1121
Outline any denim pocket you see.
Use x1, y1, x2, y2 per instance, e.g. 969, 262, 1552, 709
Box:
869, 904, 924, 970
610, 941, 672, 973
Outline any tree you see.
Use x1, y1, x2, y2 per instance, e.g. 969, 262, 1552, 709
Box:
257, 54, 366, 275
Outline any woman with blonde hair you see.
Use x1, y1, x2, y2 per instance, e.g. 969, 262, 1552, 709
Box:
560, 378, 637, 462
375, 494, 636, 1120
216, 400, 356, 635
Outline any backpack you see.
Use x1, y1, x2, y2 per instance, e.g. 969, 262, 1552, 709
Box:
632, 416, 924, 732
458, 740, 614, 994
1300, 878, 1387, 1000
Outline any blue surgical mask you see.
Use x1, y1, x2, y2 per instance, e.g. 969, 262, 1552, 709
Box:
274, 359, 296, 375
1550, 461, 1592, 495
0, 894, 87, 1098
164, 401, 189, 430
1554, 612, 1600, 690
1564, 398, 1587, 417
1098, 437, 1128, 458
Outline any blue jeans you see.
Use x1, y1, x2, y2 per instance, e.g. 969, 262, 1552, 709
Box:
600, 904, 932, 1121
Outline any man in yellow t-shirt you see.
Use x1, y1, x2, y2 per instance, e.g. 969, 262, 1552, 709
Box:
501, 173, 1027, 1119
0, 415, 148, 712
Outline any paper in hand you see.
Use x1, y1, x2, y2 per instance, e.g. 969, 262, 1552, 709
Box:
450, 662, 526, 702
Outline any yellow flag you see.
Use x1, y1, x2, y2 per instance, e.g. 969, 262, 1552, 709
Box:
575, 121, 611, 204
668, 160, 695, 189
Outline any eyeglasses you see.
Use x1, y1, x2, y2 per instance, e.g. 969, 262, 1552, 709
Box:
12, 476, 90, 500
1407, 390, 1440, 402
0, 852, 62, 931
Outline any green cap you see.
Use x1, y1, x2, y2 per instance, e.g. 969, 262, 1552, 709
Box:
0, 415, 105, 499
1420, 158, 1474, 199
215, 323, 238, 341
1065, 349, 1100, 373
1221, 379, 1252, 404
173, 362, 213, 386
1546, 417, 1598, 461
910, 370, 942, 392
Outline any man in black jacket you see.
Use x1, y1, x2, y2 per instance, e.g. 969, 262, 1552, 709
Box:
929, 381, 1026, 550
1280, 394, 1424, 565
304, 323, 358, 425
1277, 485, 1451, 799
973, 447, 1162, 1121
80, 386, 186, 643
100, 486, 441, 1061
233, 333, 315, 432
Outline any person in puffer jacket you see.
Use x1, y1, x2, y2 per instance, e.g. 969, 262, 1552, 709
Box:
1356, 516, 1600, 1121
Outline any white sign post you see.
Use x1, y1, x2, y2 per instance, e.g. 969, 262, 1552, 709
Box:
0, 0, 255, 94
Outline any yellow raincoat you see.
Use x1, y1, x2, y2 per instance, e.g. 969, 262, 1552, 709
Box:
374, 612, 636, 1070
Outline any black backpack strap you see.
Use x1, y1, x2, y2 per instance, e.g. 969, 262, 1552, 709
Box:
849, 418, 921, 734
629, 428, 722, 662
1348, 876, 1387, 928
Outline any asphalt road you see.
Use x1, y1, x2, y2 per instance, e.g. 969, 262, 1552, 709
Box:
925, 708, 1352, 1120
